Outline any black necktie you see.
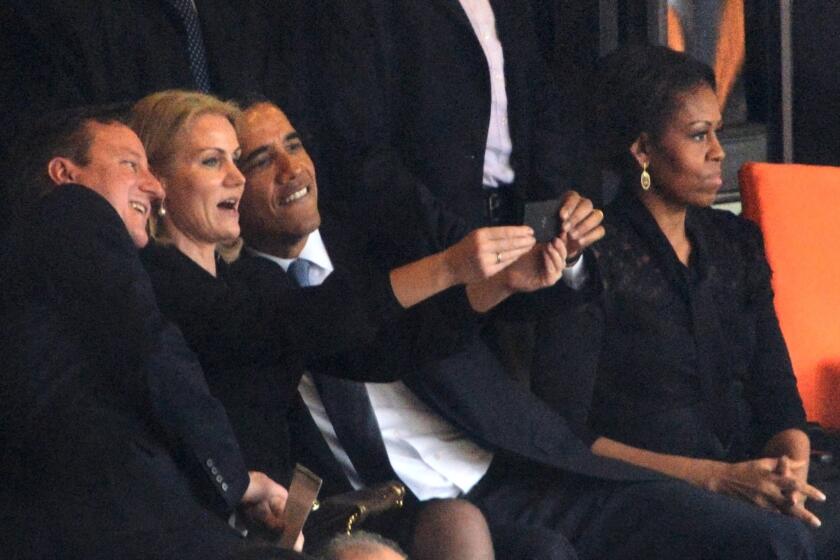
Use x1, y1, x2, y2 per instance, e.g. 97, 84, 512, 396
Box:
311, 375, 399, 486
166, 0, 212, 92
287, 258, 399, 485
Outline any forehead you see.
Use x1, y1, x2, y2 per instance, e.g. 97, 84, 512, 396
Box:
238, 103, 295, 147
671, 85, 722, 125
180, 112, 238, 143
87, 121, 145, 157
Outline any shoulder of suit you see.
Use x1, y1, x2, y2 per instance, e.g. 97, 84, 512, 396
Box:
38, 184, 135, 251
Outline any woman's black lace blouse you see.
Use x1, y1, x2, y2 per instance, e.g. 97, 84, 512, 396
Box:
534, 192, 806, 461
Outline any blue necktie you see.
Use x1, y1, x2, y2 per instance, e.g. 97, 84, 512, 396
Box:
287, 258, 399, 485
287, 257, 312, 287
166, 0, 212, 92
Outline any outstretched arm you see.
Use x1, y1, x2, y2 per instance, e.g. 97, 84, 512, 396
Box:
464, 237, 567, 313
389, 225, 536, 308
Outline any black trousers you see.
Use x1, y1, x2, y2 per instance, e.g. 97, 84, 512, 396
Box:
467, 456, 815, 560
487, 521, 578, 560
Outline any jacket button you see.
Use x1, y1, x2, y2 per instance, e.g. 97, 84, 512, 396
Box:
206, 459, 214, 468
216, 475, 224, 483
211, 467, 219, 475
222, 482, 229, 492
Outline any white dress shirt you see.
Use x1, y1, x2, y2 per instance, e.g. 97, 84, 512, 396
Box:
246, 229, 333, 283
459, 0, 515, 187
256, 231, 495, 499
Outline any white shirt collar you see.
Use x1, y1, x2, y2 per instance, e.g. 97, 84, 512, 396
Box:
246, 230, 334, 276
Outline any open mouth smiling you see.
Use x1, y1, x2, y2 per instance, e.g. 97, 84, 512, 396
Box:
280, 185, 310, 205
129, 201, 149, 216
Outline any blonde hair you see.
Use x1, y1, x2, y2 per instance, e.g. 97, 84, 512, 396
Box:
130, 90, 243, 261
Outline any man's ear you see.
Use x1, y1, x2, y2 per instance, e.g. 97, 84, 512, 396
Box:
629, 133, 651, 169
47, 157, 79, 186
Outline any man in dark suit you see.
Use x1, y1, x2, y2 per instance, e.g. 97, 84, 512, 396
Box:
233, 100, 816, 560
0, 106, 303, 559
307, 0, 591, 256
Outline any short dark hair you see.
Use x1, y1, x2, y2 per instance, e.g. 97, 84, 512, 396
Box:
592, 44, 716, 180
10, 103, 130, 220
236, 92, 274, 113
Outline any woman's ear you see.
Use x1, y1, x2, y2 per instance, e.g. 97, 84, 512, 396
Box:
46, 157, 79, 186
629, 133, 651, 169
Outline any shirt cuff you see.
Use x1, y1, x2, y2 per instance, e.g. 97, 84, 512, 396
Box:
562, 254, 588, 291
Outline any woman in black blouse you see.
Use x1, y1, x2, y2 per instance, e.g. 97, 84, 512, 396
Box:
533, 45, 830, 533
129, 89, 571, 559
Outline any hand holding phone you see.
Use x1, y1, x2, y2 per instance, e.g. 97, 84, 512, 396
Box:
523, 194, 606, 257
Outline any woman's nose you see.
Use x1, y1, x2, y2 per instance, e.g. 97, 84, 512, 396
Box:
225, 160, 246, 187
709, 131, 726, 161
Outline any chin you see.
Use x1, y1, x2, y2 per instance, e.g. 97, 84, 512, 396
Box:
304, 211, 321, 232
130, 230, 150, 248
695, 192, 719, 208
222, 227, 241, 241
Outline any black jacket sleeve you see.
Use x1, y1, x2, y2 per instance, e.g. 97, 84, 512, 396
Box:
142, 244, 405, 374
32, 186, 250, 511
736, 219, 807, 446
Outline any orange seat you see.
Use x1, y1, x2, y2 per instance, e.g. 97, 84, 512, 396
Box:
739, 162, 840, 429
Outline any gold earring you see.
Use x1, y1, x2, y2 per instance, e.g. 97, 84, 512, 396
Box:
640, 162, 651, 191
157, 201, 167, 217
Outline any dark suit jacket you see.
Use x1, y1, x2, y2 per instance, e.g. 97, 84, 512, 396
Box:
286, 218, 659, 499
308, 0, 578, 261
0, 185, 249, 557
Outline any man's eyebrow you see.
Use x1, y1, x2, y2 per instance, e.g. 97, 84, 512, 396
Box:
122, 148, 145, 160
283, 132, 301, 144
241, 145, 270, 166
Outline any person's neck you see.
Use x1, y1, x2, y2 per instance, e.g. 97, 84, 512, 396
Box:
248, 232, 310, 260
169, 229, 218, 277
638, 189, 691, 265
